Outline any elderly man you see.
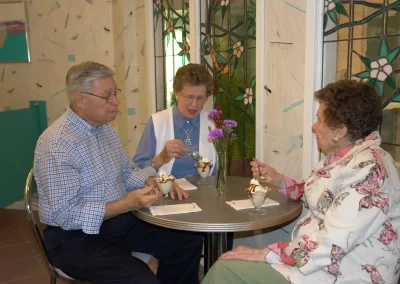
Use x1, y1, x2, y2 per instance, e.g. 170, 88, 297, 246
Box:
34, 61, 203, 284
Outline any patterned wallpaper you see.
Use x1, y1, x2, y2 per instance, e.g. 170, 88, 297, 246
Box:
0, 0, 151, 157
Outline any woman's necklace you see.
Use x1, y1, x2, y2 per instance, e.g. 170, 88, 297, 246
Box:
183, 127, 194, 145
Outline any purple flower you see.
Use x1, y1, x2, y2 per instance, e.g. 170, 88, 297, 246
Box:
208, 128, 223, 140
208, 109, 222, 119
223, 120, 237, 128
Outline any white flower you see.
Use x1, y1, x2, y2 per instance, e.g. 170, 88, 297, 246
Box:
221, 0, 229, 6
244, 88, 253, 105
233, 41, 244, 58
324, 0, 336, 11
370, 57, 393, 81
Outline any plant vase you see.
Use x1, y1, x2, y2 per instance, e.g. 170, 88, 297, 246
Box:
216, 150, 227, 195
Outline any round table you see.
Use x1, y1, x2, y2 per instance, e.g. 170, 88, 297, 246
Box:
133, 176, 303, 270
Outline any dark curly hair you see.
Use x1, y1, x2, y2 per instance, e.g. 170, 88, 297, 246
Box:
173, 63, 212, 95
315, 80, 382, 141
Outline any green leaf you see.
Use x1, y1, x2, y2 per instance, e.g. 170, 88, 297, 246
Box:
393, 93, 400, 103
386, 76, 396, 89
238, 87, 245, 94
328, 10, 338, 24
247, 11, 255, 18
380, 38, 388, 57
250, 0, 256, 11
335, 4, 348, 17
218, 88, 224, 93
187, 53, 190, 62
172, 30, 176, 40
215, 52, 227, 64
354, 71, 370, 79
358, 55, 371, 69
369, 78, 377, 86
173, 18, 179, 25
213, 95, 217, 105
250, 103, 255, 116
235, 95, 244, 101
377, 81, 385, 96
185, 2, 189, 9
248, 19, 255, 30
234, 57, 239, 70
227, 48, 233, 54
166, 34, 170, 46
388, 47, 400, 63
222, 6, 227, 18
177, 41, 183, 48
323, 14, 328, 30
177, 50, 184, 56
250, 76, 256, 88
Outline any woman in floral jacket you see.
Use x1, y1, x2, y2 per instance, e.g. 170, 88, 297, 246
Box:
202, 80, 400, 284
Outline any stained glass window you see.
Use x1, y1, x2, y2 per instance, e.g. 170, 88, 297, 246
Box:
323, 0, 400, 164
153, 0, 190, 111
200, 0, 257, 176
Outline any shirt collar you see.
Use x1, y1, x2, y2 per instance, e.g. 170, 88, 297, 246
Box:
325, 144, 354, 165
66, 107, 103, 135
172, 104, 200, 129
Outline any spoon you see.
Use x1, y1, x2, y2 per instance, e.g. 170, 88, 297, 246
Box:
185, 149, 202, 161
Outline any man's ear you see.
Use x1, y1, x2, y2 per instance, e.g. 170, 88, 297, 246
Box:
73, 92, 85, 108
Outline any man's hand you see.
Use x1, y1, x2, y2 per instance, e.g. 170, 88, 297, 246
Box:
122, 184, 162, 210
219, 245, 270, 262
169, 181, 189, 200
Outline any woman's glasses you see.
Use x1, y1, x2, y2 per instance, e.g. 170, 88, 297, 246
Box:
80, 88, 121, 103
180, 92, 207, 103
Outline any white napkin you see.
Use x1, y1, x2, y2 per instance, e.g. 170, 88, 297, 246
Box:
149, 203, 202, 216
175, 178, 197, 190
226, 198, 279, 210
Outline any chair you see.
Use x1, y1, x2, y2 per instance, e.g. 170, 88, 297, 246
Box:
24, 169, 153, 283
24, 169, 75, 283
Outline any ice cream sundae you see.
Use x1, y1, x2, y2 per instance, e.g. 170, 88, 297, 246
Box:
246, 179, 270, 209
155, 170, 175, 196
195, 158, 213, 179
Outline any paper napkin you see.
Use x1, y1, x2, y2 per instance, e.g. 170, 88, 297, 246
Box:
226, 198, 279, 210
175, 178, 197, 190
149, 203, 202, 216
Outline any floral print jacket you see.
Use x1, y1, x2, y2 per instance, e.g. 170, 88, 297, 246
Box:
269, 132, 400, 284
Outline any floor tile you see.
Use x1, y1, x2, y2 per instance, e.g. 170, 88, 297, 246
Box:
0, 227, 27, 248
2, 273, 49, 284
0, 243, 36, 264
0, 256, 45, 283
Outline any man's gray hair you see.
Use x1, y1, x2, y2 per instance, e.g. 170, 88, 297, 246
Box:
66, 61, 115, 101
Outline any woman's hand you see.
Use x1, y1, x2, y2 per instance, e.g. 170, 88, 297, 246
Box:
169, 181, 190, 200
250, 160, 284, 188
158, 139, 186, 164
220, 245, 270, 262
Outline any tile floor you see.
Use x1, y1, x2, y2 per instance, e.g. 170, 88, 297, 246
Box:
0, 208, 203, 284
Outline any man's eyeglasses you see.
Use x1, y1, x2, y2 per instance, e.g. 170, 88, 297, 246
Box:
80, 88, 121, 103
181, 92, 207, 103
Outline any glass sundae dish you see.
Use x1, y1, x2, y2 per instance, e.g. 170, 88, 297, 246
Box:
155, 170, 175, 200
195, 158, 213, 185
246, 178, 271, 215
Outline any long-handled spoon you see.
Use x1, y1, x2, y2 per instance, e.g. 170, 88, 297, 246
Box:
185, 149, 202, 161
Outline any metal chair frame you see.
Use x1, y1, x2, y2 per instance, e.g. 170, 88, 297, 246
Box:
24, 169, 75, 283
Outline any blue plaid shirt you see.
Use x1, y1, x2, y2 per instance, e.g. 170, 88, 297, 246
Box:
34, 108, 156, 234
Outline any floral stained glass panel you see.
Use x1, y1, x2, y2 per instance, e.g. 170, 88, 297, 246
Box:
323, 0, 400, 164
200, 0, 257, 177
153, 0, 190, 110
